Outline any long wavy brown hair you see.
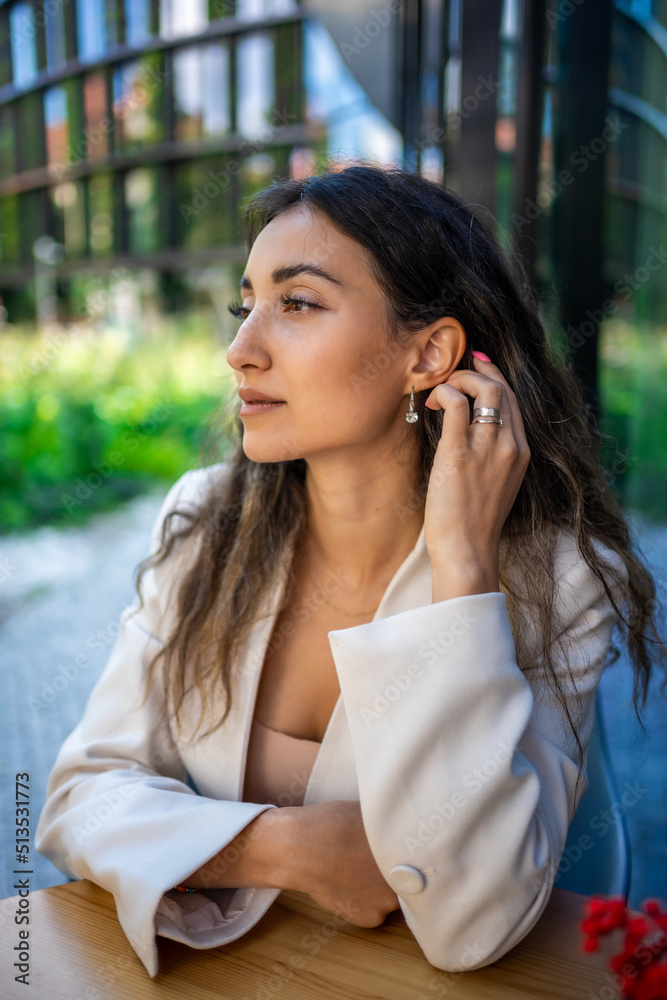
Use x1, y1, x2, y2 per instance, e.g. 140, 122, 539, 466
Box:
133, 164, 666, 794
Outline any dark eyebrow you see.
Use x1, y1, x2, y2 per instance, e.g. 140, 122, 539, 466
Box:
240, 263, 345, 291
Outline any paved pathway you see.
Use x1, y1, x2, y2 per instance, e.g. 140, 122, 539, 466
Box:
1, 493, 665, 908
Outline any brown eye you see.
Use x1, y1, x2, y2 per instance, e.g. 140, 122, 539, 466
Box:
280, 294, 320, 312
227, 300, 250, 319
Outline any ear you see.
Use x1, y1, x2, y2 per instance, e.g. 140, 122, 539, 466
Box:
408, 316, 467, 390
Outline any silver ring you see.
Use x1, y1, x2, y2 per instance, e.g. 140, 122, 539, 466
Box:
473, 407, 501, 418
471, 416, 503, 425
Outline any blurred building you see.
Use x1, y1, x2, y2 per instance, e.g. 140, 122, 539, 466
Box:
0, 0, 401, 325
0, 0, 664, 391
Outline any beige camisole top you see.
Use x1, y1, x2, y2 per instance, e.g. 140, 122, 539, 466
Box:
241, 716, 321, 808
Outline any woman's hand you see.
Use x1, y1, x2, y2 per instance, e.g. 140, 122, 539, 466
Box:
423, 352, 531, 597
282, 800, 400, 926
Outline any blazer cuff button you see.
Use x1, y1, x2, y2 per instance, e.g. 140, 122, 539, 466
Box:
388, 864, 426, 895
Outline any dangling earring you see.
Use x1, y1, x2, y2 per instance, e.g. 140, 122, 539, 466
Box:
405, 385, 418, 423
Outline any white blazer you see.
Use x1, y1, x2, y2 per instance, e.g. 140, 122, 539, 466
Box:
35, 461, 627, 978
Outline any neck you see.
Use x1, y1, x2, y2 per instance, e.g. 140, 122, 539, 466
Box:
297, 446, 425, 591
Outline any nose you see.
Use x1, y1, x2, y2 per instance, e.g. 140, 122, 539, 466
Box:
225, 309, 271, 374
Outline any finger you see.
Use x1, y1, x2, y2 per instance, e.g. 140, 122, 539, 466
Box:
470, 356, 527, 441
429, 370, 513, 435
424, 381, 478, 447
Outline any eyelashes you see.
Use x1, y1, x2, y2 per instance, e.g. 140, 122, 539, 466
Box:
227, 294, 321, 320
227, 299, 248, 319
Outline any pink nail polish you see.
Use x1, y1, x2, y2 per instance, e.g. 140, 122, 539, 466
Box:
472, 350, 491, 362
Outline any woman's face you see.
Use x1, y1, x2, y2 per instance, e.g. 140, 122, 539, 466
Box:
226, 205, 416, 466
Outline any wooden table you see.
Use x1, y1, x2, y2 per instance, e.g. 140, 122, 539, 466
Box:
0, 881, 627, 999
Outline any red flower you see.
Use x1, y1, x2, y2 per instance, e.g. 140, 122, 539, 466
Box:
580, 897, 667, 1000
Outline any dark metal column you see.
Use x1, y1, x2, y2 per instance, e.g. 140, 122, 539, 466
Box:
399, 0, 423, 171
512, 0, 547, 287
458, 0, 503, 218
550, 0, 614, 420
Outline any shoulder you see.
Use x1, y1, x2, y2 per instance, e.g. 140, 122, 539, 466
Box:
551, 527, 628, 624
136, 461, 236, 629
500, 525, 628, 668
159, 459, 234, 512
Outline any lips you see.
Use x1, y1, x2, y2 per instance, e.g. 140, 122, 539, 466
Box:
238, 389, 284, 403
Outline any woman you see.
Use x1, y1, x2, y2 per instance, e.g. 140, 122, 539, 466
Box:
36, 165, 665, 979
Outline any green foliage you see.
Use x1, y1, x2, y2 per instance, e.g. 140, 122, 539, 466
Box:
0, 316, 233, 533
599, 319, 667, 522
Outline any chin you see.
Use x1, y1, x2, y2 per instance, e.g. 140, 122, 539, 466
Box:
241, 434, 305, 465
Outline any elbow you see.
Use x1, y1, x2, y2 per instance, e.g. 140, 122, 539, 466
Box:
406, 851, 557, 974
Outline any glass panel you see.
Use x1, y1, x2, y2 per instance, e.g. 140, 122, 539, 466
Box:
611, 16, 667, 112
302, 19, 402, 167
159, 0, 208, 38
125, 166, 162, 253
125, 0, 154, 45
17, 91, 44, 170
113, 53, 167, 150
174, 156, 233, 248
173, 42, 230, 141
51, 181, 86, 258
0, 104, 17, 176
44, 86, 70, 168
44, 79, 85, 173
44, 0, 68, 69
88, 173, 114, 256
172, 46, 200, 140
77, 2, 116, 62
208, 0, 236, 21
83, 72, 110, 160
235, 0, 298, 21
0, 196, 20, 264
10, 1, 38, 89
202, 43, 231, 136
0, 7, 12, 89
236, 32, 275, 139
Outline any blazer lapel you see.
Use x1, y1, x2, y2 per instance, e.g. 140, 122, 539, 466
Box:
180, 519, 431, 806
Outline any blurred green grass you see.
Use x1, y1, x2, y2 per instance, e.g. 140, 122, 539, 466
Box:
1, 314, 666, 535
0, 315, 233, 533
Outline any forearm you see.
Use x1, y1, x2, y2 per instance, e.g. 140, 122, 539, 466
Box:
179, 805, 302, 891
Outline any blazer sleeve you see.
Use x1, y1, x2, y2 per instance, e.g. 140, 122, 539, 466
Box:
34, 467, 282, 979
327, 532, 627, 972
